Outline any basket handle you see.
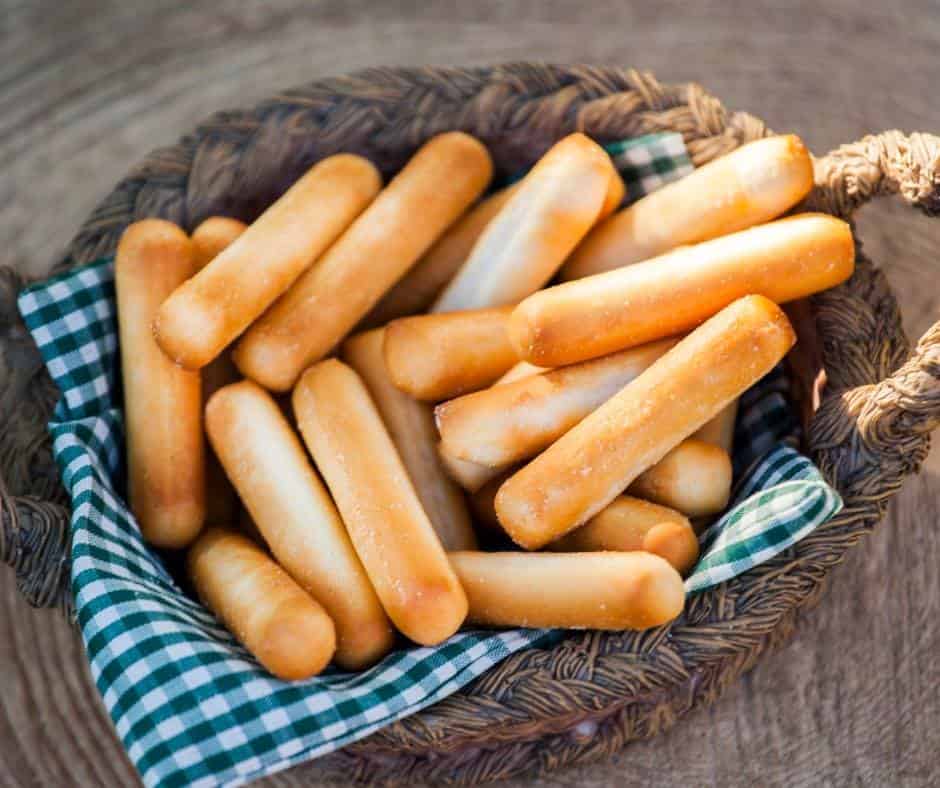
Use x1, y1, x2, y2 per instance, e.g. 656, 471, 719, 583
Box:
808, 130, 940, 490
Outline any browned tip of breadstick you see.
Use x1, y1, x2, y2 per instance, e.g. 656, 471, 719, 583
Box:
628, 439, 732, 517
188, 528, 336, 680
191, 217, 248, 270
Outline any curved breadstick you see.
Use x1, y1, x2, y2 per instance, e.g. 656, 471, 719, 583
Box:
550, 497, 699, 575
188, 528, 336, 680
155, 155, 381, 369
432, 133, 615, 312
510, 213, 853, 367
436, 337, 678, 468
496, 295, 796, 549
384, 307, 518, 401
191, 217, 249, 525
115, 220, 205, 548
293, 360, 468, 646
449, 551, 685, 630
234, 133, 493, 391
205, 380, 393, 670
628, 439, 732, 517
342, 329, 477, 551
693, 399, 739, 454
560, 134, 815, 280
438, 442, 501, 493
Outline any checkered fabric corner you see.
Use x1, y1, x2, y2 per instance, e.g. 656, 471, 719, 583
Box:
16, 132, 839, 788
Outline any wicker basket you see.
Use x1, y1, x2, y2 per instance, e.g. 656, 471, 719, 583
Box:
1, 64, 939, 785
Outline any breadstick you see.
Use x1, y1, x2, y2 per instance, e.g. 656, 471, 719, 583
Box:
191, 216, 248, 269
205, 380, 393, 669
627, 439, 732, 517
549, 497, 699, 575
693, 399, 739, 454
449, 551, 685, 630
115, 219, 205, 549
191, 217, 248, 525
436, 337, 678, 468
438, 442, 501, 493
234, 133, 493, 391
432, 133, 616, 312
342, 329, 477, 551
496, 295, 796, 549
511, 213, 852, 367
384, 306, 518, 401
188, 528, 335, 680
495, 361, 550, 385
560, 134, 815, 279
155, 154, 382, 369
293, 360, 468, 646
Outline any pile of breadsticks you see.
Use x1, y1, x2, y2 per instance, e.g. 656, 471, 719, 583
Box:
115, 130, 854, 680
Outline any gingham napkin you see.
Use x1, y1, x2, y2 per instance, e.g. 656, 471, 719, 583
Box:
16, 132, 841, 788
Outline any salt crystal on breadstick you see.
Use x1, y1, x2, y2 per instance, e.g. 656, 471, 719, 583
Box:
560, 134, 815, 280
432, 133, 617, 312
628, 439, 732, 517
548, 497, 699, 576
188, 528, 335, 680
293, 360, 468, 646
115, 220, 205, 549
435, 337, 678, 469
342, 328, 477, 551
692, 399, 739, 454
497, 295, 796, 549
206, 380, 393, 670
384, 306, 518, 401
191, 216, 248, 526
155, 155, 381, 369
511, 213, 852, 367
234, 133, 493, 391
449, 551, 685, 630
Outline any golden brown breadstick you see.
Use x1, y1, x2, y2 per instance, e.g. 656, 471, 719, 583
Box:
438, 442, 501, 493
191, 217, 249, 525
384, 306, 518, 401
693, 399, 739, 454
560, 134, 815, 280
233, 133, 493, 391
548, 496, 699, 575
293, 360, 468, 646
188, 528, 335, 680
449, 551, 684, 630
205, 380, 393, 669
496, 295, 796, 549
627, 439, 732, 517
436, 337, 678, 468
191, 216, 248, 270
511, 213, 853, 367
115, 219, 205, 549
342, 329, 477, 551
495, 361, 550, 385
432, 133, 615, 312
155, 155, 381, 369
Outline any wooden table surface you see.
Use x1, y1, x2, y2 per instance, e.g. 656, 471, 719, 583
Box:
1, 1, 938, 786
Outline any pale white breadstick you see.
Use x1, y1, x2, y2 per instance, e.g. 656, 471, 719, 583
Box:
548, 496, 699, 575
496, 295, 796, 549
449, 551, 685, 630
438, 442, 501, 493
693, 399, 739, 454
233, 133, 493, 391
383, 307, 518, 401
342, 328, 477, 551
115, 220, 205, 549
188, 528, 335, 680
155, 154, 382, 368
560, 134, 815, 279
293, 360, 468, 646
627, 439, 731, 517
205, 380, 393, 670
510, 213, 853, 367
494, 361, 550, 385
191, 217, 248, 526
435, 337, 678, 468
432, 133, 616, 312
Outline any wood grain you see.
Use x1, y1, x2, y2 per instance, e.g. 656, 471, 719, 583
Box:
1, 1, 938, 786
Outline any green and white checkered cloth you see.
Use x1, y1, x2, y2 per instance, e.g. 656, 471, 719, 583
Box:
16, 132, 840, 788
